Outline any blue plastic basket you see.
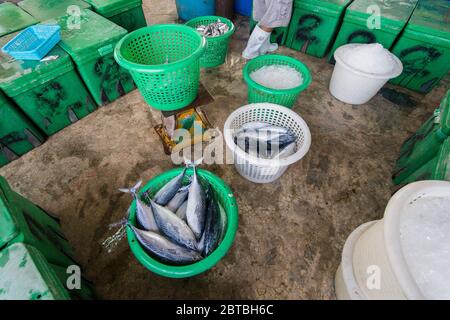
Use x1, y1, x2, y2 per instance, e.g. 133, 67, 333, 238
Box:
1, 25, 61, 61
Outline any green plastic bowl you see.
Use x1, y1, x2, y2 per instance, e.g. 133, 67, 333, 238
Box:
243, 54, 312, 108
127, 168, 238, 278
114, 24, 206, 111
185, 15, 235, 68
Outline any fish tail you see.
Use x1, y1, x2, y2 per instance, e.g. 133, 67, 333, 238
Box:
118, 180, 142, 196
183, 157, 203, 168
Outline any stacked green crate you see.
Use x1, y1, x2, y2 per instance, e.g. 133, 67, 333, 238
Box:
0, 2, 37, 37
286, 0, 352, 58
0, 33, 96, 136
398, 137, 450, 185
390, 0, 450, 93
44, 9, 135, 106
50, 263, 95, 299
85, 0, 146, 32
328, 0, 418, 63
0, 177, 77, 267
0, 92, 44, 167
18, 0, 91, 21
0, 243, 70, 300
249, 16, 288, 46
393, 90, 450, 184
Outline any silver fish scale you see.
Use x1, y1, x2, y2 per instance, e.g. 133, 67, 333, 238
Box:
130, 226, 201, 264
150, 200, 198, 251
196, 20, 229, 37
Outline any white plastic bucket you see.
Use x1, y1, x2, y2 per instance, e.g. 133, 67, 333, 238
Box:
344, 181, 450, 300
329, 44, 403, 105
223, 103, 311, 183
334, 221, 376, 300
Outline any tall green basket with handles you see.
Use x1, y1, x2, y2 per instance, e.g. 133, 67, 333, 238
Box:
127, 167, 239, 278
114, 24, 206, 111
243, 54, 312, 108
185, 15, 235, 68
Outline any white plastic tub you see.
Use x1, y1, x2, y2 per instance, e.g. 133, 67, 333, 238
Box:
223, 103, 311, 183
334, 221, 376, 300
329, 44, 403, 105
342, 181, 450, 300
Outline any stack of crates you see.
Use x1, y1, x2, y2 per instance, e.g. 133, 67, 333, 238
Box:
328, 0, 418, 63
43, 9, 135, 106
0, 176, 94, 300
17, 0, 92, 22
393, 90, 450, 185
84, 0, 147, 32
0, 32, 97, 137
0, 91, 44, 167
0, 2, 37, 37
390, 0, 450, 94
286, 0, 353, 58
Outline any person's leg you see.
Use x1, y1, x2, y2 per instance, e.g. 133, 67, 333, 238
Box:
258, 0, 293, 54
243, 0, 293, 59
242, 0, 271, 59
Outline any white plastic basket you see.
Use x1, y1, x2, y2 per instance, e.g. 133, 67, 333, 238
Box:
223, 103, 311, 183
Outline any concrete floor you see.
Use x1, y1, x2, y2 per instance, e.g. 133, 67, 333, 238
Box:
1, 1, 448, 299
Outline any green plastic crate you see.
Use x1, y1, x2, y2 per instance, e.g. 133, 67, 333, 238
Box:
17, 0, 91, 21
286, 0, 352, 58
0, 32, 96, 136
85, 0, 146, 32
390, 0, 450, 93
328, 0, 418, 63
0, 177, 77, 267
249, 16, 288, 46
393, 90, 450, 184
0, 2, 37, 37
398, 137, 450, 185
0, 243, 70, 300
0, 92, 44, 167
44, 9, 135, 106
49, 263, 95, 300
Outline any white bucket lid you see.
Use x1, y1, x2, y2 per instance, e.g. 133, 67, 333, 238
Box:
334, 43, 404, 80
383, 181, 450, 300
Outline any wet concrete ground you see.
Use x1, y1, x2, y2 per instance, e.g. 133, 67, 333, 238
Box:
1, 1, 448, 299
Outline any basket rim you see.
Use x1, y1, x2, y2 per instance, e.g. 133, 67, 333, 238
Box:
382, 181, 450, 300
223, 103, 312, 167
243, 54, 312, 95
185, 15, 235, 41
114, 24, 207, 73
126, 167, 239, 278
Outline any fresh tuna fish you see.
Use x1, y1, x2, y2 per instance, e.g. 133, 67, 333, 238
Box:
153, 168, 187, 206
129, 225, 201, 264
166, 184, 190, 212
239, 121, 269, 132
186, 166, 207, 239
175, 200, 188, 221
119, 181, 158, 232
270, 141, 296, 159
149, 199, 198, 251
202, 186, 221, 256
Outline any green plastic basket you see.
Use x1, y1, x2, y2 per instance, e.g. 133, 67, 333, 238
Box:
114, 24, 206, 111
127, 168, 238, 278
185, 15, 235, 68
243, 54, 312, 108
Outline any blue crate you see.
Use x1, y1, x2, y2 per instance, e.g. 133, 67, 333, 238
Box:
1, 25, 61, 61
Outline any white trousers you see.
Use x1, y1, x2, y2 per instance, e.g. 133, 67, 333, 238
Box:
253, 0, 293, 28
